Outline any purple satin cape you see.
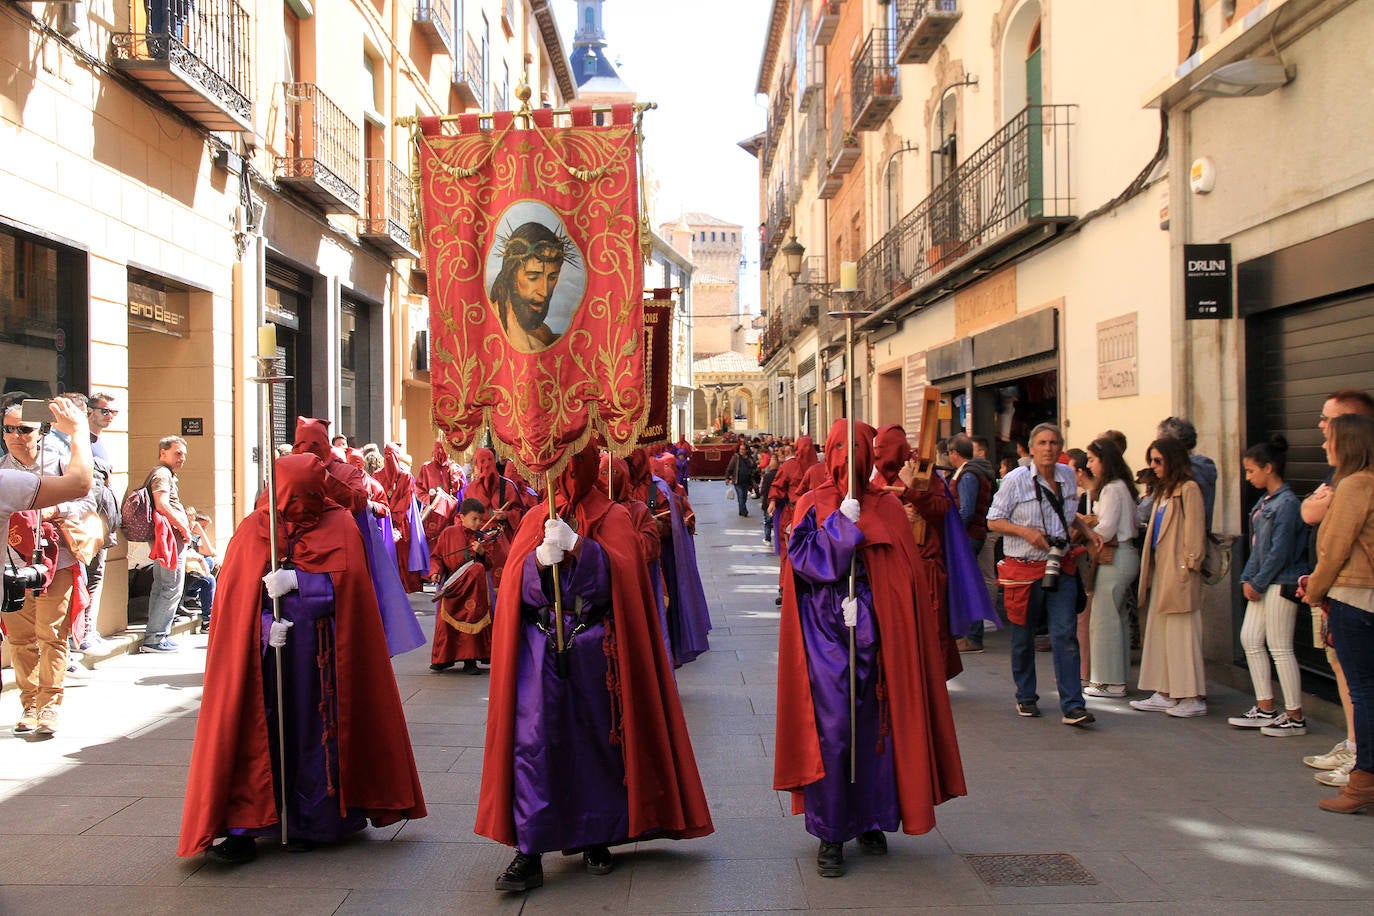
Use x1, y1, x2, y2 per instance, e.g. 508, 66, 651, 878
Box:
233, 571, 368, 843
404, 496, 430, 572
511, 542, 631, 854
939, 480, 1000, 638
353, 511, 426, 656
789, 508, 899, 842
656, 477, 711, 665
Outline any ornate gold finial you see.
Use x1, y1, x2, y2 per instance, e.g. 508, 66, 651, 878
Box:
516, 77, 533, 105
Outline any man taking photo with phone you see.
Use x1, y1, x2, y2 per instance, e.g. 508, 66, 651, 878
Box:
1, 398, 96, 736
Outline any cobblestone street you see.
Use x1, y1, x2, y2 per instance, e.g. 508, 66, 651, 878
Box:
2, 490, 1372, 914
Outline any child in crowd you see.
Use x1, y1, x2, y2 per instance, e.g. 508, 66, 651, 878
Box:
1229, 436, 1310, 735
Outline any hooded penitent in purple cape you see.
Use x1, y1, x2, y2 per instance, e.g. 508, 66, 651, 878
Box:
653, 460, 711, 666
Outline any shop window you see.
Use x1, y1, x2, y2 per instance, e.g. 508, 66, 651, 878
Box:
264, 260, 314, 447
0, 224, 88, 397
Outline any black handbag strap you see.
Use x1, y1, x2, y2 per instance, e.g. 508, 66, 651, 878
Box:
1033, 474, 1071, 539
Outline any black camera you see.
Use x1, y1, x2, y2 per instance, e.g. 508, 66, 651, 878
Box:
1042, 536, 1068, 592
2, 564, 46, 613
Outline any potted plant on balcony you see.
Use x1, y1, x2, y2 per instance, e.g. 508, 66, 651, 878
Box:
842, 130, 859, 148
874, 72, 896, 96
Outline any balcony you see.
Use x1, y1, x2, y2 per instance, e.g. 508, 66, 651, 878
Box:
895, 0, 961, 65
763, 85, 791, 172
819, 101, 858, 199
814, 0, 841, 46
856, 104, 1076, 313
110, 0, 252, 132
760, 184, 791, 270
851, 29, 899, 131
359, 160, 418, 259
275, 83, 362, 215
798, 42, 824, 115
452, 33, 483, 108
414, 0, 454, 55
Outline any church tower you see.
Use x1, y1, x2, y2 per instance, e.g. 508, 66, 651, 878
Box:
570, 0, 630, 96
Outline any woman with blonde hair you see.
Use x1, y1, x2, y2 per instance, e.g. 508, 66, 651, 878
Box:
1130, 436, 1208, 717
1302, 414, 1374, 813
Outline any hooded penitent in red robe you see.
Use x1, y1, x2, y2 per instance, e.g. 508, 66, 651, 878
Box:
178, 455, 425, 856
774, 420, 964, 841
427, 520, 492, 666
292, 417, 369, 514
475, 443, 712, 852
768, 435, 819, 556
416, 438, 461, 496
375, 443, 427, 592
874, 424, 960, 681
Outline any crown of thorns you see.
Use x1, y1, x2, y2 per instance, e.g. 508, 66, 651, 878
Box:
494, 224, 580, 268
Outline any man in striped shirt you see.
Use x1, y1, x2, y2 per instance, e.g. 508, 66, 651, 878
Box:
987, 423, 1102, 727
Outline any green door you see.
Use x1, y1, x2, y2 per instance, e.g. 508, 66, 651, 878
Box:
1026, 47, 1043, 218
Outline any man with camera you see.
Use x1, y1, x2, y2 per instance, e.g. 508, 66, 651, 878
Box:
987, 422, 1102, 727
1, 398, 97, 736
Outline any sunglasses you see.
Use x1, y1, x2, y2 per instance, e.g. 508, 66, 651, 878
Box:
2, 424, 37, 435
93, 407, 118, 417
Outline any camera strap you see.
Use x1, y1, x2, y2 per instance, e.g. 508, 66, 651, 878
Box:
1033, 474, 1071, 541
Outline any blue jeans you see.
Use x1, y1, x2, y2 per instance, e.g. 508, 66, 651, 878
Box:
1329, 598, 1374, 773
185, 572, 216, 624
736, 486, 750, 516
145, 552, 186, 643
1009, 574, 1084, 713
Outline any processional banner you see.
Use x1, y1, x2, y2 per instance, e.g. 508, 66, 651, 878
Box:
638, 290, 675, 447
417, 104, 647, 478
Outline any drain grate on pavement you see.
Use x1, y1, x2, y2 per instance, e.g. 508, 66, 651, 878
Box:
964, 853, 1098, 887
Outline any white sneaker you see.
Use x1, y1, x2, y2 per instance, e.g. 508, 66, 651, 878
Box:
1129, 692, 1177, 712
1083, 684, 1127, 699
1227, 705, 1279, 728
1315, 758, 1356, 787
1164, 698, 1208, 718
1259, 712, 1307, 737
1304, 741, 1355, 771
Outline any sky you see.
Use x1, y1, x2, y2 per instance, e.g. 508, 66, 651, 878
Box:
552, 0, 771, 311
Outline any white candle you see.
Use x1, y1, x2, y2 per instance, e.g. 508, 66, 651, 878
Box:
257, 324, 277, 359
840, 261, 858, 291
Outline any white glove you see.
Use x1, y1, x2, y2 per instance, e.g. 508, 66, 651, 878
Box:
262, 567, 299, 599
268, 618, 294, 648
841, 596, 859, 628
544, 517, 579, 552
535, 540, 565, 567
840, 498, 861, 523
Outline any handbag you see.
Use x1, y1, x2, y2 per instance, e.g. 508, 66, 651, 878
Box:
1175, 492, 1232, 585
120, 471, 157, 543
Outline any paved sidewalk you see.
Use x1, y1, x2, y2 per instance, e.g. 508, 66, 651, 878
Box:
1, 490, 1371, 913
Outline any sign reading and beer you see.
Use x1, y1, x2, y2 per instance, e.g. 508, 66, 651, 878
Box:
1184, 243, 1232, 320
127, 279, 187, 335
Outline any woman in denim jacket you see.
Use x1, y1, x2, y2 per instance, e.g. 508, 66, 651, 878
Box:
1229, 435, 1310, 735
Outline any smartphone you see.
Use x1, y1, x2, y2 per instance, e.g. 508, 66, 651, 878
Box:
19, 399, 52, 424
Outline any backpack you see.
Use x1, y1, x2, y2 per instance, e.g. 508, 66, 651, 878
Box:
120, 471, 157, 543
1201, 533, 1233, 586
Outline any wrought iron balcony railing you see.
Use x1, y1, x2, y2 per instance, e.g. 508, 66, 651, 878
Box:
453, 32, 483, 107
359, 160, 418, 259
895, 0, 961, 65
856, 104, 1076, 312
814, 0, 841, 46
798, 41, 824, 114
851, 28, 899, 131
110, 0, 252, 132
414, 0, 454, 55
275, 83, 362, 214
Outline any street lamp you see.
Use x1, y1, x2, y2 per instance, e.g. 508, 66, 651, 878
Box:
781, 235, 806, 282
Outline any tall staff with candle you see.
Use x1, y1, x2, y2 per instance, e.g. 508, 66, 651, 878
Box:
833, 261, 863, 784
251, 323, 292, 846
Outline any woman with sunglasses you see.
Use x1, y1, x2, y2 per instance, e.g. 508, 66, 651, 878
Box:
1130, 437, 1208, 717
1301, 414, 1374, 813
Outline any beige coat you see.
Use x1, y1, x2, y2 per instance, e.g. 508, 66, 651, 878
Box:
1138, 480, 1205, 613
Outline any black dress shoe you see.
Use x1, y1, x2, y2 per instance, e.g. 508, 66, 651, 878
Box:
857, 830, 887, 855
816, 840, 845, 877
495, 851, 543, 892
429, 661, 454, 672
462, 659, 482, 675
205, 835, 257, 865
583, 844, 614, 875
